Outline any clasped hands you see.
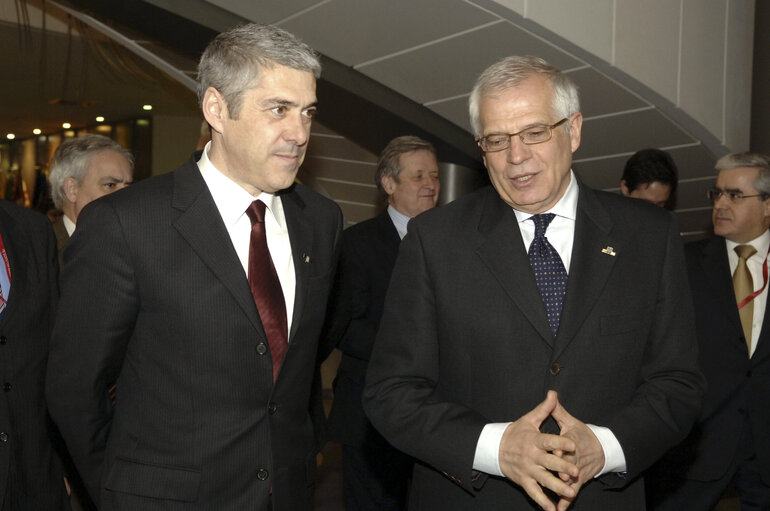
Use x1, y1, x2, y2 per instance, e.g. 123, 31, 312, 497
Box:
498, 390, 605, 511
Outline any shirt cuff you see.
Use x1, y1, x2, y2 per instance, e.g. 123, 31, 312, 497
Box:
586, 424, 627, 476
472, 422, 511, 476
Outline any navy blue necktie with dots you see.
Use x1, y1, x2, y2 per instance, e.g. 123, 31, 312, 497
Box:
528, 213, 568, 335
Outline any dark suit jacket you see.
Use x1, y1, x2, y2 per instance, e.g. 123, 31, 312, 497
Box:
325, 210, 401, 446
46, 154, 342, 511
0, 201, 68, 510
363, 184, 704, 510
661, 235, 770, 483
50, 213, 69, 269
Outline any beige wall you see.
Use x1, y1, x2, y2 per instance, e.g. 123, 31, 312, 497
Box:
151, 115, 206, 175
495, 0, 755, 152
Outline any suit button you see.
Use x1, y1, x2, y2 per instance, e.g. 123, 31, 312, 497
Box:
268, 402, 277, 415
0, 336, 6, 345
255, 343, 268, 355
746, 370, 752, 377
0, 432, 7, 442
549, 363, 561, 375
257, 468, 269, 481
2, 383, 10, 392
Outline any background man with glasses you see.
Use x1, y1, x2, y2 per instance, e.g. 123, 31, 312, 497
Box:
363, 55, 703, 511
647, 152, 770, 510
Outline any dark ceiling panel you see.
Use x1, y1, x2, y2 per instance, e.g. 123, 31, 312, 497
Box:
316, 179, 380, 205
302, 156, 376, 183
677, 208, 714, 238
306, 135, 377, 163
569, 67, 648, 118
428, 96, 473, 133
677, 179, 713, 210
668, 144, 717, 180
578, 109, 697, 160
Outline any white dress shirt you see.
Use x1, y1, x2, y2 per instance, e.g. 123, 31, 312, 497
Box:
473, 172, 626, 477
387, 205, 411, 240
197, 143, 296, 333
726, 230, 770, 357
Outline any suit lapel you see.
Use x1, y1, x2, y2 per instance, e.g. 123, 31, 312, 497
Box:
700, 236, 745, 343
553, 185, 617, 358
475, 190, 554, 346
281, 189, 313, 342
171, 160, 265, 337
376, 210, 401, 270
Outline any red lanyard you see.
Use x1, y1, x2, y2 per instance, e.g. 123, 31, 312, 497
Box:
0, 233, 9, 305
737, 246, 769, 310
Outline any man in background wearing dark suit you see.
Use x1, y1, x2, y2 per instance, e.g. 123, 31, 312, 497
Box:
619, 148, 678, 210
0, 200, 68, 510
325, 135, 439, 510
46, 23, 341, 511
47, 134, 133, 266
363, 56, 703, 511
648, 152, 770, 510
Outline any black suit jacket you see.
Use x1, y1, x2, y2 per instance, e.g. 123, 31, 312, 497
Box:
364, 184, 704, 510
50, 213, 69, 269
664, 235, 770, 483
0, 201, 68, 510
325, 210, 401, 445
46, 154, 342, 510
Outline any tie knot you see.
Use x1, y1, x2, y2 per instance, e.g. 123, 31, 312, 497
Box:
530, 213, 556, 240
246, 200, 267, 225
735, 244, 757, 261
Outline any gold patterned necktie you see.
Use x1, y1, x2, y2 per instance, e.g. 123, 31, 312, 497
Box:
733, 244, 757, 355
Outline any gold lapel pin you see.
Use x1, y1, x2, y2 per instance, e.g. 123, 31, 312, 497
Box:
302, 253, 311, 263
601, 246, 616, 256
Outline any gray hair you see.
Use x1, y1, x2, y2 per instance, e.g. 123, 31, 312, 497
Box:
375, 135, 437, 196
197, 23, 321, 120
468, 55, 580, 138
49, 134, 134, 209
715, 152, 770, 195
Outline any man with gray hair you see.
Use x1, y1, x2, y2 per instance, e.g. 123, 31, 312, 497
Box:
47, 23, 342, 511
325, 135, 439, 510
648, 152, 770, 510
364, 56, 703, 510
48, 134, 133, 265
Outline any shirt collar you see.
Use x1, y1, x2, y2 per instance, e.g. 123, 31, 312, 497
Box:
513, 170, 579, 223
63, 213, 76, 236
725, 230, 770, 260
197, 141, 277, 226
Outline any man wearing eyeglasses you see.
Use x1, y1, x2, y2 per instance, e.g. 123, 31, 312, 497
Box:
364, 56, 703, 511
647, 153, 770, 510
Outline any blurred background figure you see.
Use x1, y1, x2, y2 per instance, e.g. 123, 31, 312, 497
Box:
647, 152, 770, 511
48, 134, 133, 265
620, 148, 678, 210
324, 135, 439, 511
0, 199, 68, 510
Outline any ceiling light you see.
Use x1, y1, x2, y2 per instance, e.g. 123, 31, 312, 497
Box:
62, 122, 71, 129
142, 104, 153, 111
96, 116, 105, 122
6, 133, 15, 140
33, 128, 42, 135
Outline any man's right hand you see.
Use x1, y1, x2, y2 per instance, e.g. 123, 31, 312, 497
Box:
498, 390, 580, 511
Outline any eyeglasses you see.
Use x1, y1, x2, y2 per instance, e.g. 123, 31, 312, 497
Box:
476, 118, 569, 153
707, 187, 769, 203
